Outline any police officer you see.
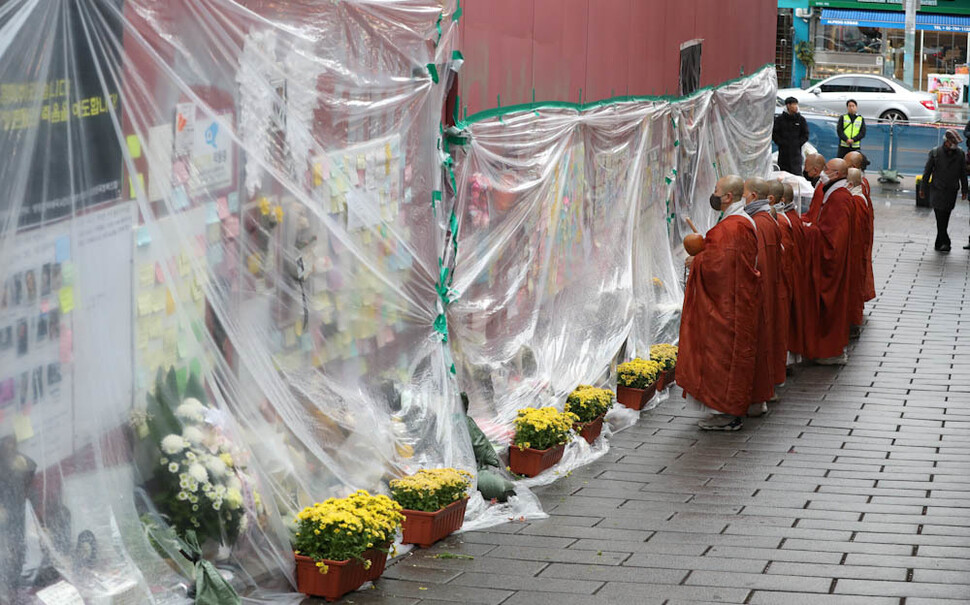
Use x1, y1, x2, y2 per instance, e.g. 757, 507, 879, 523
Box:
837, 99, 866, 159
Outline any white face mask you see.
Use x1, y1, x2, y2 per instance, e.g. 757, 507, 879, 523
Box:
818, 172, 831, 185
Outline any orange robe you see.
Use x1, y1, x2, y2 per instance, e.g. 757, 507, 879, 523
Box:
849, 191, 870, 326
801, 183, 824, 224
784, 207, 809, 356
775, 209, 796, 358
677, 214, 760, 416
862, 177, 876, 302
751, 210, 785, 401
803, 183, 856, 359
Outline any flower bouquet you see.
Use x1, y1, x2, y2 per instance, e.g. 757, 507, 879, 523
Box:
391, 468, 472, 547
133, 367, 262, 553
649, 344, 679, 390
565, 385, 613, 444
292, 491, 404, 601
616, 358, 662, 410
508, 407, 577, 477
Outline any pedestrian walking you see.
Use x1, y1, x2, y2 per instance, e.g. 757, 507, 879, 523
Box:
773, 97, 810, 175
920, 129, 968, 252
837, 99, 866, 158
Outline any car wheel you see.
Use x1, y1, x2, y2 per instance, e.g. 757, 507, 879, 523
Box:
879, 109, 907, 123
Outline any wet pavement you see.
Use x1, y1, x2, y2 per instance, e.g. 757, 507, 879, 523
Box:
344, 181, 970, 604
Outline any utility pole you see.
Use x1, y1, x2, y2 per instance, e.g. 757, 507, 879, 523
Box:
904, 0, 919, 87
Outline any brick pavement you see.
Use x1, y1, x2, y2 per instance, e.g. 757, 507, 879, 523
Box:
330, 185, 970, 604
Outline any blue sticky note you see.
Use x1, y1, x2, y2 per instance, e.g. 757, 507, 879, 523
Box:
55, 236, 70, 262
172, 187, 190, 211
205, 201, 219, 224
227, 192, 239, 213
136, 226, 151, 247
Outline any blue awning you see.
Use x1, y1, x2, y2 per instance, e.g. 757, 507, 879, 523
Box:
820, 8, 970, 33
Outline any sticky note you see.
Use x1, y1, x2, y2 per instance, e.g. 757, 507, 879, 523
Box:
58, 287, 75, 313
13, 413, 33, 442
165, 289, 175, 315
60, 329, 73, 363
284, 327, 296, 347
193, 235, 206, 258
295, 321, 303, 337
152, 288, 166, 313
357, 154, 366, 170
155, 262, 165, 284
173, 160, 189, 184
178, 252, 190, 277
55, 236, 70, 262
136, 327, 149, 349
191, 279, 203, 301
148, 316, 163, 338
60, 262, 75, 285
172, 187, 189, 210
222, 215, 239, 239
207, 223, 221, 244
138, 263, 154, 287
384, 143, 392, 176
217, 197, 229, 219
126, 134, 142, 158
129, 173, 145, 199
136, 227, 151, 247
313, 163, 325, 187
137, 293, 152, 316
205, 201, 220, 224
227, 191, 239, 212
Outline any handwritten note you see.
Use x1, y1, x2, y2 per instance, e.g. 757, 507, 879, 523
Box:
58, 287, 75, 313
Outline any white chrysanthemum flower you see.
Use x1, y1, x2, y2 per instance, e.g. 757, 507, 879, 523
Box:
175, 398, 206, 424
205, 457, 227, 479
179, 478, 189, 489
188, 463, 209, 484
161, 435, 187, 455
168, 462, 180, 473
182, 426, 205, 445
212, 501, 222, 511
225, 488, 243, 510
160, 457, 168, 465
240, 515, 249, 533
227, 476, 242, 492
189, 494, 198, 504
185, 451, 197, 461
192, 504, 199, 512
177, 491, 189, 501
215, 485, 227, 496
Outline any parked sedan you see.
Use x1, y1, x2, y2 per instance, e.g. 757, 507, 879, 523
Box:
778, 74, 940, 123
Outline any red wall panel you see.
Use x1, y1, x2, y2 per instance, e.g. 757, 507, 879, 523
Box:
458, 0, 776, 116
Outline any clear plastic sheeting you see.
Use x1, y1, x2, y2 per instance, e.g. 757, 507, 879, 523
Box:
448, 67, 777, 450
0, 0, 775, 599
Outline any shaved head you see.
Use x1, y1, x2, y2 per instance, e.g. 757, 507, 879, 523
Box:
805, 154, 826, 171
717, 175, 744, 200
826, 158, 848, 179
744, 177, 769, 202
782, 183, 794, 203
847, 167, 862, 187
768, 180, 785, 204
843, 151, 865, 170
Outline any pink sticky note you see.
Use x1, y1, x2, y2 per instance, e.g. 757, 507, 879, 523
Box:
173, 160, 189, 185
60, 329, 73, 363
155, 262, 165, 284
217, 197, 229, 220
194, 234, 206, 257
222, 215, 240, 239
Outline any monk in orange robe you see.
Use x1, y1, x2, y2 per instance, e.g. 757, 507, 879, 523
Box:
802, 158, 856, 364
844, 151, 876, 307
846, 168, 871, 331
678, 175, 760, 431
743, 178, 785, 414
782, 184, 809, 358
770, 181, 795, 367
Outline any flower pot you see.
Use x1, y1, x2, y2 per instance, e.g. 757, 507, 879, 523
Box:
574, 415, 605, 444
655, 371, 666, 391
616, 383, 657, 411
401, 497, 469, 548
363, 544, 390, 582
295, 553, 368, 602
508, 443, 566, 477
666, 367, 676, 386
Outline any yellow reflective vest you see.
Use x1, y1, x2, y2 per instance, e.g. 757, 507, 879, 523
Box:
840, 114, 863, 148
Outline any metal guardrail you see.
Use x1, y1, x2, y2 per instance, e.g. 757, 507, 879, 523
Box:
800, 114, 966, 176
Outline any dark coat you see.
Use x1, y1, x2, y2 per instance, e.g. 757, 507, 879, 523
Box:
773, 110, 810, 174
922, 144, 969, 210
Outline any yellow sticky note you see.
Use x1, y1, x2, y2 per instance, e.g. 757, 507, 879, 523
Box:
129, 172, 145, 199
165, 289, 176, 315
126, 134, 142, 159
152, 288, 166, 313
295, 321, 303, 337
148, 315, 163, 338
313, 163, 324, 187
356, 154, 366, 170
137, 292, 152, 316
136, 326, 150, 349
58, 286, 75, 313
191, 279, 203, 302
138, 263, 154, 287
178, 252, 190, 277
384, 142, 392, 176
13, 413, 34, 442
284, 327, 296, 347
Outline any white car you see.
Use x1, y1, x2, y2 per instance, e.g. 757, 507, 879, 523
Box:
778, 74, 940, 124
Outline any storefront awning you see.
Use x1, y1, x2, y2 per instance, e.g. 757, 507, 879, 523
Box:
820, 8, 970, 33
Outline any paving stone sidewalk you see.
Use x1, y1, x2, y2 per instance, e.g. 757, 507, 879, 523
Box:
337, 187, 970, 604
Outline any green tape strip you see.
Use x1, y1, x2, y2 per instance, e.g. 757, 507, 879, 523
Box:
453, 0, 462, 21
434, 12, 443, 47
432, 189, 442, 211
452, 50, 464, 61
434, 314, 449, 342
427, 63, 439, 84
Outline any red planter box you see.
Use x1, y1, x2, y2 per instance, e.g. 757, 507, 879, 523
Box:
363, 545, 389, 581
295, 554, 368, 602
616, 383, 657, 410
656, 371, 666, 390
508, 443, 566, 477
667, 367, 676, 386
401, 497, 469, 548
574, 415, 605, 444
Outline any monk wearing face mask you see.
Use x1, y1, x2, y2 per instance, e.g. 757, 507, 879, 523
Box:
678, 175, 761, 432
